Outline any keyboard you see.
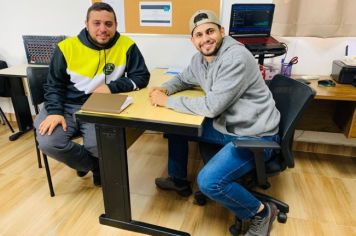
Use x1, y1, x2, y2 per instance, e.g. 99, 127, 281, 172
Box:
246, 43, 284, 50
22, 35, 66, 65
234, 36, 278, 45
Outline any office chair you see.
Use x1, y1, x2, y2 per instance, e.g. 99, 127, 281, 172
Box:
27, 66, 85, 197
194, 74, 316, 234
26, 66, 56, 196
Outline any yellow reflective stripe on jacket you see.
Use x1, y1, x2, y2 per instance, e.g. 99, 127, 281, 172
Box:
58, 35, 134, 93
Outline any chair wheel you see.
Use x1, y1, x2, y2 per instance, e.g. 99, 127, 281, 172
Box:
194, 191, 207, 206
277, 212, 287, 223
260, 182, 271, 190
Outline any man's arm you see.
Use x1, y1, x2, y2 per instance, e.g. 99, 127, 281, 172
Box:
40, 47, 69, 135
161, 66, 197, 95
107, 44, 150, 93
149, 64, 199, 106
164, 56, 251, 117
148, 64, 197, 106
44, 47, 69, 115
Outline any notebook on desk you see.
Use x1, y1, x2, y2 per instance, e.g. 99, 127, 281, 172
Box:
228, 3, 285, 52
81, 93, 133, 114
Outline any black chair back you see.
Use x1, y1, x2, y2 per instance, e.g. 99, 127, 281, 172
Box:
26, 66, 49, 114
268, 75, 316, 168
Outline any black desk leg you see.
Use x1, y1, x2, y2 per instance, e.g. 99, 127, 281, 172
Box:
8, 76, 33, 141
95, 125, 190, 236
258, 54, 265, 65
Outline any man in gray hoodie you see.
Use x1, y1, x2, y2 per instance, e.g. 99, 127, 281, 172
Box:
149, 10, 280, 236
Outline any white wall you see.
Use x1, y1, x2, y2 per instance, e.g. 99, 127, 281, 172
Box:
0, 0, 354, 113
0, 0, 89, 65
127, 34, 195, 70
0, 0, 90, 112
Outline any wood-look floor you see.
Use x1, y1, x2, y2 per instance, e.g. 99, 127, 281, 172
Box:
0, 124, 356, 236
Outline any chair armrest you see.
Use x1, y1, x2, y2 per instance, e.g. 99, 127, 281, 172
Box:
233, 140, 280, 150
233, 139, 281, 188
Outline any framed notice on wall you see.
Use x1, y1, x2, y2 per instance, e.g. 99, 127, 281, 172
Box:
139, 2, 172, 27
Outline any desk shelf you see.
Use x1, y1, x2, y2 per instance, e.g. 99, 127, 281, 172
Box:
293, 130, 356, 157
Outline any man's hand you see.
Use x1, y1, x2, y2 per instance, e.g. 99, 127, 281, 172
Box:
149, 87, 168, 96
149, 88, 168, 107
38, 115, 67, 135
93, 84, 111, 94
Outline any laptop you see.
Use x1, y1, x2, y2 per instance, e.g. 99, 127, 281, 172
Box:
228, 3, 284, 52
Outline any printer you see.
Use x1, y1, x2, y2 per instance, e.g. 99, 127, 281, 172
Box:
331, 60, 356, 85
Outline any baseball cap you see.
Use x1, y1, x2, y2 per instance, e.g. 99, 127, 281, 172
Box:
189, 10, 220, 34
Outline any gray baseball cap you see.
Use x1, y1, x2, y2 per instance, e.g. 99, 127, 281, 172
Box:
189, 10, 220, 34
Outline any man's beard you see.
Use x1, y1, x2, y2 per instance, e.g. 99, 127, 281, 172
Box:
88, 33, 113, 48
200, 40, 223, 57
201, 47, 219, 57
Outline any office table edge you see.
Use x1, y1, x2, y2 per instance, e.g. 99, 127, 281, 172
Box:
76, 110, 204, 137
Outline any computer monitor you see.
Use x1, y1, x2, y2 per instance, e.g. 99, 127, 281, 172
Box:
22, 35, 66, 65
229, 4, 275, 36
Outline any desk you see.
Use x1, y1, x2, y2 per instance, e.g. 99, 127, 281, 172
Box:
76, 69, 204, 236
296, 76, 356, 138
0, 64, 39, 140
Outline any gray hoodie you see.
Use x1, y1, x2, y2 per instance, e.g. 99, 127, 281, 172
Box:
163, 36, 280, 137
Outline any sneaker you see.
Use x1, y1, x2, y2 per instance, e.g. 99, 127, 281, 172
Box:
155, 177, 192, 197
76, 170, 89, 177
244, 202, 278, 236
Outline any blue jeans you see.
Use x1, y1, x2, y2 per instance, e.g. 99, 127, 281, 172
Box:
167, 119, 279, 220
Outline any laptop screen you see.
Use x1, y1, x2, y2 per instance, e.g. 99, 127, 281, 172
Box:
229, 4, 275, 37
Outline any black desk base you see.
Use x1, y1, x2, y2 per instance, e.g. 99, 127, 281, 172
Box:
8, 76, 33, 141
100, 215, 190, 236
95, 125, 191, 236
75, 111, 203, 236
9, 131, 25, 141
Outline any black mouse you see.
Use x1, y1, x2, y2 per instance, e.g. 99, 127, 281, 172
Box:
318, 79, 336, 87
